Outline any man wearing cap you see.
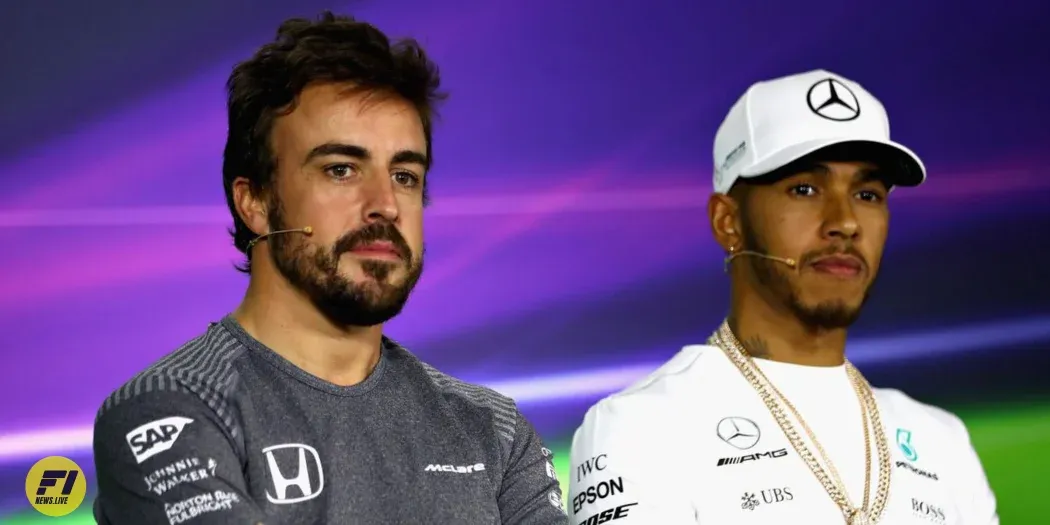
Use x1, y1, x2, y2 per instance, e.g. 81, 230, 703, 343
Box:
566, 70, 998, 524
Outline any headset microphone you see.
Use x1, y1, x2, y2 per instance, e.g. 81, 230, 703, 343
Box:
246, 226, 314, 251
724, 248, 797, 273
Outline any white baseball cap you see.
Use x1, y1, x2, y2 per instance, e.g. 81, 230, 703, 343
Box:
712, 69, 925, 194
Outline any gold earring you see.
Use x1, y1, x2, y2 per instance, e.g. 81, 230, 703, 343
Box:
724, 246, 737, 273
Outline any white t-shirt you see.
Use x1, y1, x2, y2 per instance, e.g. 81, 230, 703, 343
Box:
567, 344, 999, 525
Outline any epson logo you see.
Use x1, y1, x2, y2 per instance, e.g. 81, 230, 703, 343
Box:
571, 477, 624, 513
125, 417, 194, 464
716, 448, 788, 467
424, 463, 485, 474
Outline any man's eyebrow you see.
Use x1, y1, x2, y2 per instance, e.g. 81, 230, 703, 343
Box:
391, 150, 429, 170
303, 143, 429, 170
303, 143, 370, 166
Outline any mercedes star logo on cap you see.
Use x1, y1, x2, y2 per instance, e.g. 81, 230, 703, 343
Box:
806, 78, 861, 122
716, 417, 761, 450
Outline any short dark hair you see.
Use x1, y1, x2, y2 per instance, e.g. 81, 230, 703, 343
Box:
222, 11, 446, 273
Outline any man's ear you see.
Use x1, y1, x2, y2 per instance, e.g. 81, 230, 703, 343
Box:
708, 192, 743, 253
232, 177, 269, 236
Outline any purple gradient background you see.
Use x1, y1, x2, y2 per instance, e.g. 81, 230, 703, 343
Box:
1, 0, 1050, 516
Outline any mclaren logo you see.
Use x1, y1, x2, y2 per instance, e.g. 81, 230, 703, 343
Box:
806, 78, 861, 121
424, 463, 485, 474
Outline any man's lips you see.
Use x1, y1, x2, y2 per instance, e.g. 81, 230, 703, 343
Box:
810, 255, 863, 277
349, 241, 403, 259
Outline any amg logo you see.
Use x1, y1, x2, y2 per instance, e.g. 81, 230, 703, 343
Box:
424, 463, 485, 474
716, 448, 788, 467
896, 461, 940, 481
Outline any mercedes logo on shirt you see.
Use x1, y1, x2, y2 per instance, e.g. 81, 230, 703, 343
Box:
716, 417, 761, 450
806, 78, 861, 121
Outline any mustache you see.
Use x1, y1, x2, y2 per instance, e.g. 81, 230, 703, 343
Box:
800, 244, 868, 270
332, 222, 412, 262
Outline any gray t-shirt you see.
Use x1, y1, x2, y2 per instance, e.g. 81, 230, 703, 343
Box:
92, 316, 568, 525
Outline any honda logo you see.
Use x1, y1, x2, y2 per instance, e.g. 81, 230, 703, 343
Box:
261, 443, 325, 505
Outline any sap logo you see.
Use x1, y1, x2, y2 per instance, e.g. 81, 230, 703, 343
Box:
575, 454, 608, 482
576, 502, 637, 525
912, 498, 947, 523
572, 477, 624, 513
125, 417, 194, 464
716, 447, 789, 467
424, 463, 485, 474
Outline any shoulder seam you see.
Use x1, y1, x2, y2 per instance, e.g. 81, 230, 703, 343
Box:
96, 324, 247, 442
610, 344, 711, 401
417, 361, 519, 449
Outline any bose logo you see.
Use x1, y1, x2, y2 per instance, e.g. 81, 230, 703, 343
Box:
424, 463, 485, 474
125, 416, 194, 464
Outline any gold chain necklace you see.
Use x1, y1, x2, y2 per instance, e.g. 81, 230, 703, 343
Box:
709, 321, 891, 524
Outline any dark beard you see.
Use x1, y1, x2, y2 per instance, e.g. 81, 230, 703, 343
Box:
266, 199, 423, 328
740, 221, 871, 331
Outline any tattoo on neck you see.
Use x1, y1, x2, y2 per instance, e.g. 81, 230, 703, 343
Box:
742, 336, 771, 358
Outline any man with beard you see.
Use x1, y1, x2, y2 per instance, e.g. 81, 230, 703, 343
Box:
92, 12, 567, 525
567, 70, 998, 524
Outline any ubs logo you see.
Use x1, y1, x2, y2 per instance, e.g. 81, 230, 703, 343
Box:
261, 443, 325, 505
740, 487, 794, 511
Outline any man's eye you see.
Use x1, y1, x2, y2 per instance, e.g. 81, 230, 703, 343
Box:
393, 171, 420, 188
789, 184, 817, 196
857, 190, 883, 203
324, 164, 356, 179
